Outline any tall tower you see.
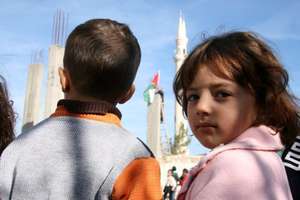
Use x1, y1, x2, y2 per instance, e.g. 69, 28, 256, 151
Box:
44, 45, 64, 117
147, 90, 164, 158
44, 10, 67, 117
22, 51, 43, 131
174, 13, 188, 143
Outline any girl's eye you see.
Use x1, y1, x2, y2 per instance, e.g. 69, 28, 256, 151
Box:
214, 90, 232, 100
186, 94, 199, 102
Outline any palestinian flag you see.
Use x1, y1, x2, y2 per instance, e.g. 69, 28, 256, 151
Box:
143, 71, 160, 105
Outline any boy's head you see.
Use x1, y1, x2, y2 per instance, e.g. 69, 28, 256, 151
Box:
172, 166, 177, 172
61, 19, 141, 103
182, 168, 188, 174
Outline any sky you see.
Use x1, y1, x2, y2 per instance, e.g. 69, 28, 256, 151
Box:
0, 0, 300, 155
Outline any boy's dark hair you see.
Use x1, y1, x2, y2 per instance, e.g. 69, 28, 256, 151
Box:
173, 31, 300, 145
172, 166, 177, 171
183, 168, 188, 173
64, 19, 141, 102
0, 75, 15, 155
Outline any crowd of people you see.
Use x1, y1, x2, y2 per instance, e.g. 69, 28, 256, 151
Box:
0, 18, 299, 200
163, 167, 189, 200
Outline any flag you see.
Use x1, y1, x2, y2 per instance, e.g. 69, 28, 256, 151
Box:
143, 84, 155, 105
151, 71, 160, 87
143, 71, 160, 105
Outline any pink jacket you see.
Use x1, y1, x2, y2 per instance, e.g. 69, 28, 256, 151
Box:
178, 125, 292, 200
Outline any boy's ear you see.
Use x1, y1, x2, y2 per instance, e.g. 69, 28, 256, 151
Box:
118, 84, 135, 104
58, 67, 70, 93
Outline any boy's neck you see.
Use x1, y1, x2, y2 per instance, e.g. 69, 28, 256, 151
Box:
55, 99, 122, 119
64, 93, 117, 106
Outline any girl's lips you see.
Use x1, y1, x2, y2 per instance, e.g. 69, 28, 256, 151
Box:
194, 123, 217, 135
196, 122, 217, 128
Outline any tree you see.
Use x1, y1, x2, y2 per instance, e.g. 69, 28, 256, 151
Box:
171, 122, 190, 155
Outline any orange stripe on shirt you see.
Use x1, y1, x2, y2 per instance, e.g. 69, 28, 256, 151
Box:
112, 157, 162, 200
51, 106, 121, 127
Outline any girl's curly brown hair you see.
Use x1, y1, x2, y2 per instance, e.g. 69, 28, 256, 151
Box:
174, 31, 300, 145
0, 75, 15, 155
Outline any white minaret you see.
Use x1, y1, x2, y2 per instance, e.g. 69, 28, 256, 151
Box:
174, 12, 188, 140
147, 90, 163, 158
22, 52, 43, 131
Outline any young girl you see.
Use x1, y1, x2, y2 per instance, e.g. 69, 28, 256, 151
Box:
174, 31, 299, 199
0, 75, 15, 155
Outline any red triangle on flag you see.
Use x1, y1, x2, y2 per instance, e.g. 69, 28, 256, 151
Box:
151, 72, 160, 87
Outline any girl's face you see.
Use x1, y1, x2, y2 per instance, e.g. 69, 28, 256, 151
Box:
186, 66, 257, 149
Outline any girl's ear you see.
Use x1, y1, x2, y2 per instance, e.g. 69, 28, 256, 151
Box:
58, 67, 71, 93
118, 84, 135, 104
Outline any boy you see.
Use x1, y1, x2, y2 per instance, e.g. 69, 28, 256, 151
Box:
0, 19, 162, 199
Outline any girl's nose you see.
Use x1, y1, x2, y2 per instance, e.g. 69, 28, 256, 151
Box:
195, 92, 212, 117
